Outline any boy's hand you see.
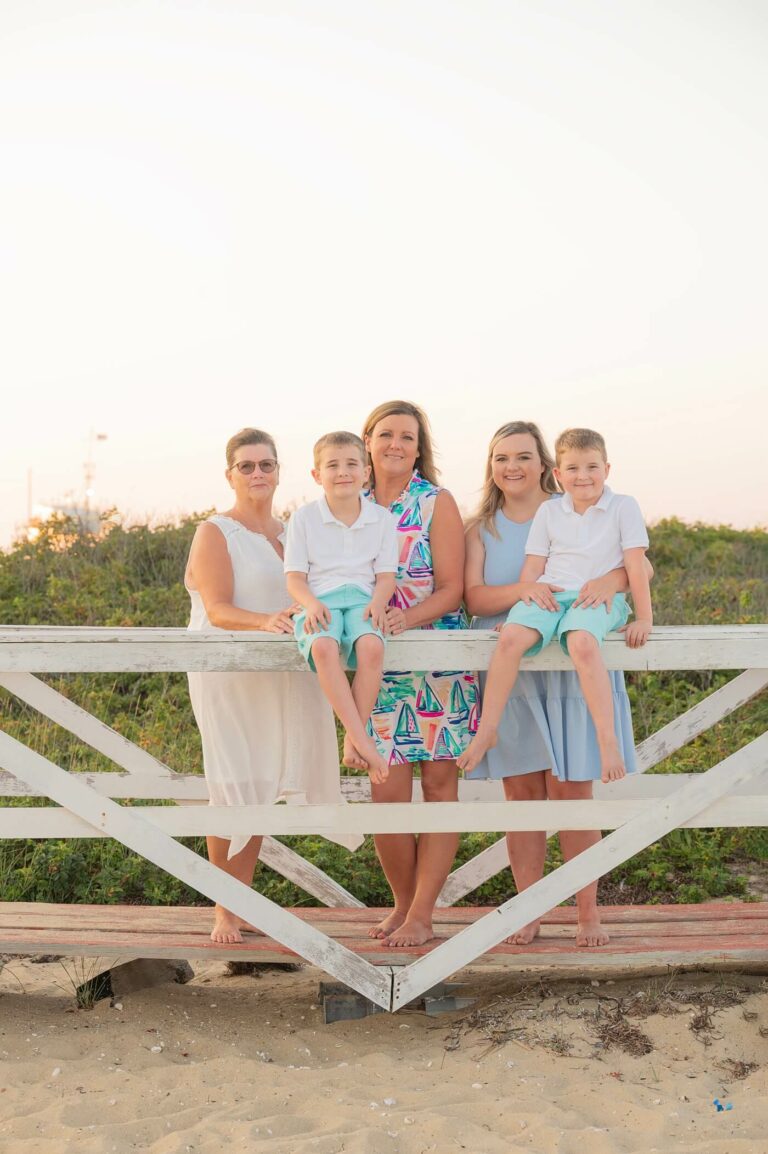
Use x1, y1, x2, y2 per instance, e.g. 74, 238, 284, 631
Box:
622, 619, 652, 648
573, 574, 617, 610
517, 581, 563, 611
364, 598, 389, 633
303, 599, 331, 634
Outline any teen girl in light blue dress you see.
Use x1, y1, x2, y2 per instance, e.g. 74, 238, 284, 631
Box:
464, 422, 639, 947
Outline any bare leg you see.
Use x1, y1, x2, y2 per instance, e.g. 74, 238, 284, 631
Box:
312, 637, 389, 783
547, 776, 608, 946
501, 772, 548, 944
206, 834, 263, 944
500, 773, 609, 946
343, 634, 384, 771
566, 631, 625, 782
457, 625, 539, 772
385, 760, 459, 948
368, 769, 416, 938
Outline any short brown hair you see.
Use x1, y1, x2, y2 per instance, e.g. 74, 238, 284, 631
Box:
554, 427, 607, 465
361, 400, 439, 486
225, 427, 278, 469
313, 431, 366, 468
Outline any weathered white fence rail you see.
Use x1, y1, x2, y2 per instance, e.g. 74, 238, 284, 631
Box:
1, 625, 766, 1011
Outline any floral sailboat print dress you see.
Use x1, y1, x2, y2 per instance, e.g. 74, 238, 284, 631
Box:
365, 471, 479, 765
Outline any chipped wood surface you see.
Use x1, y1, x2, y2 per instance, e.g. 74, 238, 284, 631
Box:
3, 794, 768, 839
1, 902, 766, 978
0, 624, 766, 672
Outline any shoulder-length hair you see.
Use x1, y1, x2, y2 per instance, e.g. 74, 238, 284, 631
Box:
469, 420, 558, 538
361, 400, 440, 487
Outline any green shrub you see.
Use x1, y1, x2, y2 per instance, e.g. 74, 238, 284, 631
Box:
1, 512, 766, 908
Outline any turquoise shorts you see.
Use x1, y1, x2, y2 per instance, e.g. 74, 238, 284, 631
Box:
505, 590, 629, 656
294, 584, 384, 671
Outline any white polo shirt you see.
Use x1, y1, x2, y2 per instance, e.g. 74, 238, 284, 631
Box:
284, 495, 399, 597
525, 486, 649, 589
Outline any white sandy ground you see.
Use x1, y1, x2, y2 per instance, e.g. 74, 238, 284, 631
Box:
1, 956, 767, 1154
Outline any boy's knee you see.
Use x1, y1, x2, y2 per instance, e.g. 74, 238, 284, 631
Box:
566, 630, 598, 662
354, 633, 384, 664
311, 637, 340, 663
499, 624, 534, 653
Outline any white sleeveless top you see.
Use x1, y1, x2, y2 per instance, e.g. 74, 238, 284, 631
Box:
187, 514, 290, 629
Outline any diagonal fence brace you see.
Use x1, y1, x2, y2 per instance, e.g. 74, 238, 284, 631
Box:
393, 731, 768, 1009
0, 732, 391, 1009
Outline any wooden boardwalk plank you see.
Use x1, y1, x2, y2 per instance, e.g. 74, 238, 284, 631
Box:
1, 903, 766, 977
3, 901, 768, 928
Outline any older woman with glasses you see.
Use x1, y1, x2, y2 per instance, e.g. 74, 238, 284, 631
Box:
185, 427, 352, 943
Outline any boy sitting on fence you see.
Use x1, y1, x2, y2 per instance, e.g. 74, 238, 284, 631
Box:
458, 427, 652, 781
284, 432, 398, 784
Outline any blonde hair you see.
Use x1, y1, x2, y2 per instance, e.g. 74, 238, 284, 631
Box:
554, 427, 607, 464
470, 421, 558, 538
362, 400, 439, 487
313, 430, 366, 468
225, 427, 277, 469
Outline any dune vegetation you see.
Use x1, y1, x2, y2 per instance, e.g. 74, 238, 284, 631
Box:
0, 513, 766, 908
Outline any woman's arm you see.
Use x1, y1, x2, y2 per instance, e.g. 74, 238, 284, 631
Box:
187, 522, 294, 633
622, 548, 653, 648
464, 524, 562, 616
573, 555, 654, 609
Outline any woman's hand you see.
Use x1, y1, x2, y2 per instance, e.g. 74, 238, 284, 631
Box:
384, 605, 408, 635
262, 608, 298, 634
516, 582, 563, 611
573, 573, 621, 610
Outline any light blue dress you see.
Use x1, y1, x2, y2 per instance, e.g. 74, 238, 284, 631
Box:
466, 505, 637, 782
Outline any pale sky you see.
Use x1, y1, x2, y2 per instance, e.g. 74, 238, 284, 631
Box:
1, 0, 766, 546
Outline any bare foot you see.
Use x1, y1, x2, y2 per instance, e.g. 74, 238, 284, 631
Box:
505, 919, 542, 946
575, 919, 609, 947
356, 735, 389, 784
342, 734, 369, 771
211, 909, 245, 944
210, 909, 263, 943
384, 918, 434, 947
600, 749, 626, 783
368, 910, 407, 940
456, 728, 497, 773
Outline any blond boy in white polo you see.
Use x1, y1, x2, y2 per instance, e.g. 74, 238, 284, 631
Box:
284, 432, 397, 784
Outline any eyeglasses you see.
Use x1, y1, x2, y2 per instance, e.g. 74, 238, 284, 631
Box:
230, 458, 278, 475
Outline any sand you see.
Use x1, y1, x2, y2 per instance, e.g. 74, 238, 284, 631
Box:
1, 956, 767, 1153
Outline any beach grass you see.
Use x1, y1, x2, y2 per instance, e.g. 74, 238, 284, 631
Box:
0, 511, 765, 908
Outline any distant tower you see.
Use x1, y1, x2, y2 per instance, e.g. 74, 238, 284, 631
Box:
83, 429, 108, 513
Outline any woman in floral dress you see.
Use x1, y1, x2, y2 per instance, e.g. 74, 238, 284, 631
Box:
357, 400, 478, 947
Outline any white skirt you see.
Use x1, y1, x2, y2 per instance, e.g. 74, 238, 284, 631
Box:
188, 668, 358, 858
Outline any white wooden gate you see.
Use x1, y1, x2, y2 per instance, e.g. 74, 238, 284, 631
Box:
1, 625, 766, 1011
